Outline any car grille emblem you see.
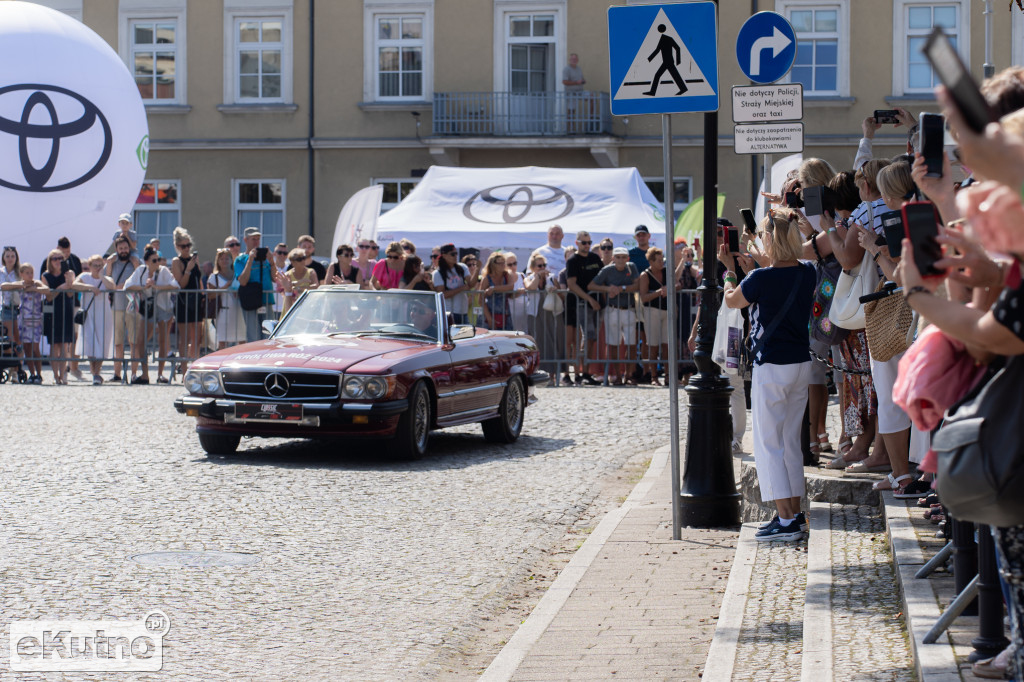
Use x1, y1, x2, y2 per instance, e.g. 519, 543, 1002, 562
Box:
264, 372, 290, 398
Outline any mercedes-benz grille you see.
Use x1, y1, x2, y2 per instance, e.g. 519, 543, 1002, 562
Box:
220, 370, 340, 401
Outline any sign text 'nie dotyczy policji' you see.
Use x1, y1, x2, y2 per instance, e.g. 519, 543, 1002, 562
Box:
733, 122, 804, 154
731, 84, 802, 124
607, 2, 719, 116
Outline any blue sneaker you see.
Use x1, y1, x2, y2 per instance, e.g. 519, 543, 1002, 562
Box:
754, 517, 803, 542
758, 512, 808, 532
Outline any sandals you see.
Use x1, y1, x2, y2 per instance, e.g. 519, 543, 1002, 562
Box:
845, 459, 892, 474
837, 438, 853, 456
873, 473, 913, 491
818, 433, 833, 453
825, 454, 858, 470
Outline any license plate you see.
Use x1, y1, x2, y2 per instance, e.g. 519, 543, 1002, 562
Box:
234, 402, 303, 422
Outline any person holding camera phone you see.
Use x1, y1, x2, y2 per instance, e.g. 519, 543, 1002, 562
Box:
855, 107, 916, 171
235, 226, 274, 343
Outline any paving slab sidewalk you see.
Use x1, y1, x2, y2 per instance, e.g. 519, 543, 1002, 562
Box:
479, 443, 739, 682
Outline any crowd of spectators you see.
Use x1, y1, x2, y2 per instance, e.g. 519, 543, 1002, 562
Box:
0, 216, 714, 388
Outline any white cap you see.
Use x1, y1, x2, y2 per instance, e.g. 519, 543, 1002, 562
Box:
118, 213, 132, 223
612, 247, 629, 256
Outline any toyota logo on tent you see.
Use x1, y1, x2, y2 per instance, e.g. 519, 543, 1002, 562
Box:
463, 184, 574, 224
0, 84, 112, 192
264, 372, 290, 398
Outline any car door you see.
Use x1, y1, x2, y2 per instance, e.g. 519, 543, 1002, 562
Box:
444, 330, 505, 418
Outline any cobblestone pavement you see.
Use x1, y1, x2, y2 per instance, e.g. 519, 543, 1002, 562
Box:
732, 536, 808, 681
0, 384, 672, 681
830, 504, 916, 681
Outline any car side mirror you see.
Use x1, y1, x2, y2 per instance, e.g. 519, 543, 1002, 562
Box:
261, 319, 278, 337
450, 324, 475, 341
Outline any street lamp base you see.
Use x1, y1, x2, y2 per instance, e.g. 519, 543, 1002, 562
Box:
680, 372, 741, 528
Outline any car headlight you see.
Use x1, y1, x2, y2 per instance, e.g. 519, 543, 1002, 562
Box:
342, 375, 395, 400
184, 371, 203, 394
184, 370, 223, 395
201, 372, 223, 395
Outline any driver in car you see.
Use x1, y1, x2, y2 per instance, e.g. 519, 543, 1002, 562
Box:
409, 302, 438, 338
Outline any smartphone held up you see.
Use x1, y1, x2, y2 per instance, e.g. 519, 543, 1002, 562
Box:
901, 201, 946, 278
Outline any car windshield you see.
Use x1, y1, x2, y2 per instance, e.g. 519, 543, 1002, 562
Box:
272, 289, 442, 342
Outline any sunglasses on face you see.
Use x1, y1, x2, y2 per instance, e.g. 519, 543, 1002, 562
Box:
49, 256, 63, 261
599, 245, 613, 250
338, 251, 354, 257
578, 240, 592, 245
147, 258, 159, 264
275, 250, 289, 256
226, 242, 240, 248
431, 254, 439, 259
387, 254, 401, 260
506, 261, 517, 266
370, 246, 380, 250
358, 244, 371, 249
178, 242, 192, 248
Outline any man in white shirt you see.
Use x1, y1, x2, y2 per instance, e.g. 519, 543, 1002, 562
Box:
533, 225, 566, 276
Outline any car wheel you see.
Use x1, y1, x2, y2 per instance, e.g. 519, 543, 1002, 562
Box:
482, 376, 525, 443
198, 432, 241, 456
391, 381, 431, 459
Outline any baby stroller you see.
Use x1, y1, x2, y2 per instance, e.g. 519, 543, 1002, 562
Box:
0, 335, 27, 384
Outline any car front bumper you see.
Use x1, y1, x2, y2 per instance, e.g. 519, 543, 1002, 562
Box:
174, 395, 410, 437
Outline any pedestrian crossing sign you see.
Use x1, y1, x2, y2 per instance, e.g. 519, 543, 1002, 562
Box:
608, 2, 719, 116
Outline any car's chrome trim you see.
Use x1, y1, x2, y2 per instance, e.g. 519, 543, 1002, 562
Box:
436, 380, 507, 398
224, 414, 321, 427
444, 405, 501, 419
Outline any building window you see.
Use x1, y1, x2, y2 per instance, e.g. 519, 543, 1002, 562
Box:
893, 1, 968, 96
492, 1, 566, 97
131, 20, 178, 101
235, 180, 285, 248
644, 177, 692, 213
236, 18, 283, 100
374, 178, 420, 212
134, 181, 180, 256
223, 1, 293, 105
376, 16, 423, 98
363, 2, 433, 103
777, 1, 848, 97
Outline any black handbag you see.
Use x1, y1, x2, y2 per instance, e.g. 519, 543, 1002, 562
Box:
238, 262, 264, 311
933, 356, 1024, 527
73, 291, 97, 325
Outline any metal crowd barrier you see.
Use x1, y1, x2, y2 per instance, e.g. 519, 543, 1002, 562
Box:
0, 285, 699, 386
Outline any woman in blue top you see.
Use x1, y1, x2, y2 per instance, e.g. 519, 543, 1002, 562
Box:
723, 210, 816, 542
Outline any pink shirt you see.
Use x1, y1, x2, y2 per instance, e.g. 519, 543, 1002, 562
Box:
372, 259, 403, 289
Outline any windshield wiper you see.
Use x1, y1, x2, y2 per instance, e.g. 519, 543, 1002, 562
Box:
352, 330, 435, 340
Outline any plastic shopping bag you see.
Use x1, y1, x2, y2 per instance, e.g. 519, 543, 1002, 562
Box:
711, 303, 744, 375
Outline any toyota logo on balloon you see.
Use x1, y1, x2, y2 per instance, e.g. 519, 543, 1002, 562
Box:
0, 84, 112, 192
0, 1, 149, 272
463, 184, 574, 224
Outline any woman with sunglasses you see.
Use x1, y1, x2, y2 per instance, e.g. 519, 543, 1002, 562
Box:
41, 249, 76, 384
355, 240, 377, 283
124, 247, 179, 384
208, 248, 245, 349
598, 238, 615, 266
276, 247, 320, 313
370, 242, 405, 290
504, 252, 530, 333
478, 252, 515, 330
72, 255, 116, 385
325, 244, 364, 288
525, 252, 563, 374
170, 227, 205, 376
432, 244, 471, 325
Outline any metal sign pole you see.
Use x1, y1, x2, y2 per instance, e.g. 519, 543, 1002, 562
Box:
664, 113, 681, 540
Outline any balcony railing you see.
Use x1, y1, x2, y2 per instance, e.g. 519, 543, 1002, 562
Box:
432, 91, 612, 137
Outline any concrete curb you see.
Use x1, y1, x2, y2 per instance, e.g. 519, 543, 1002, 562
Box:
801, 500, 834, 682
702, 522, 758, 681
478, 443, 672, 682
882, 492, 963, 681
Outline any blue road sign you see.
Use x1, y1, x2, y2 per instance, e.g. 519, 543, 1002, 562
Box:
735, 12, 797, 84
607, 2, 718, 116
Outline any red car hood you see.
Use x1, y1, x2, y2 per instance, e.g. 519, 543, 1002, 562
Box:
190, 335, 435, 372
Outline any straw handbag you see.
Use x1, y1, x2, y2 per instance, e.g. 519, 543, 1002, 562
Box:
864, 280, 914, 362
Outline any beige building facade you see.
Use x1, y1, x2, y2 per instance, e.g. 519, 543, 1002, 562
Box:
20, 0, 1022, 256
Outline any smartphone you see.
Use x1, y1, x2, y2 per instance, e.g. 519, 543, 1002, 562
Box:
740, 208, 758, 235
784, 191, 804, 209
879, 210, 904, 259
722, 226, 740, 253
873, 109, 900, 124
255, 246, 269, 261
920, 112, 945, 178
901, 201, 944, 277
922, 27, 993, 133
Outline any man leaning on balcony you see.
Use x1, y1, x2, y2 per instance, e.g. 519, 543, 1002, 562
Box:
562, 53, 586, 134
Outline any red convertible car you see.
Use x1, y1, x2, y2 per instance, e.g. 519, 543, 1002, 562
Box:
174, 288, 549, 458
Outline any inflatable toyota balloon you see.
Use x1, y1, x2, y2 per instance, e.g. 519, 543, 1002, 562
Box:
0, 1, 149, 268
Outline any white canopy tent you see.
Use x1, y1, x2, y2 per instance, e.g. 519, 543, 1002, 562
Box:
376, 166, 667, 253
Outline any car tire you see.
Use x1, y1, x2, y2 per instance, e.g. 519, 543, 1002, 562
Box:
482, 376, 525, 444
198, 432, 241, 456
391, 381, 431, 459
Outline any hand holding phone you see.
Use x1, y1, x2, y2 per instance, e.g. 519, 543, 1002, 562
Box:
902, 201, 945, 278
874, 109, 900, 125
923, 27, 993, 133
740, 208, 758, 235
919, 112, 945, 178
